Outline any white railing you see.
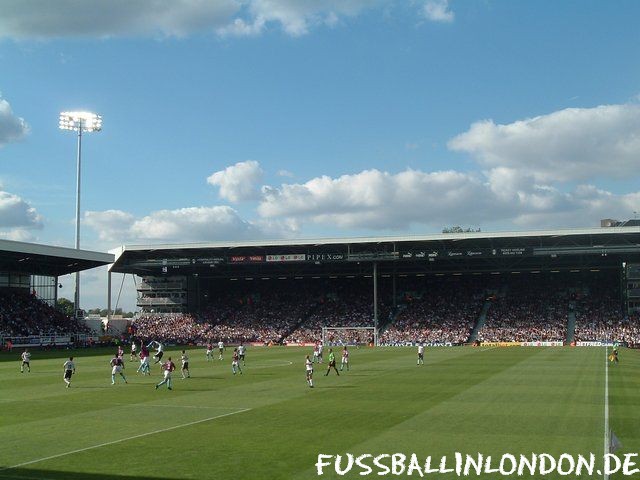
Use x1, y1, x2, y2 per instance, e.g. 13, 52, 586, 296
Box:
1, 334, 100, 348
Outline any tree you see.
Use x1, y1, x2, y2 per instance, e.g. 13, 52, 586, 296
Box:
442, 226, 481, 234
56, 298, 75, 317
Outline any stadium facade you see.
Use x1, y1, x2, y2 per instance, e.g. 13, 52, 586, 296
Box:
0, 239, 114, 307
109, 226, 640, 320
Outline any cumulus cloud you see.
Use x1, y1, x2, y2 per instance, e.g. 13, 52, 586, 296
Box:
0, 97, 29, 146
422, 0, 454, 23
448, 104, 640, 183
0, 188, 43, 229
0, 228, 38, 242
207, 160, 264, 203
84, 205, 296, 244
277, 169, 294, 178
0, 1, 450, 39
258, 167, 640, 231
220, 0, 377, 37
0, 0, 239, 39
84, 209, 135, 242
260, 169, 506, 230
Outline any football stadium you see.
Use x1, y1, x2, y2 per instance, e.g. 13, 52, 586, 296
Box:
2, 227, 640, 479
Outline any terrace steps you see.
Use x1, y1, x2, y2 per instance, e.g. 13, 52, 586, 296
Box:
467, 298, 493, 343
566, 310, 576, 344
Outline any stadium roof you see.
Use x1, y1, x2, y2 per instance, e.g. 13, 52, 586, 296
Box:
112, 226, 640, 252
0, 239, 114, 277
110, 226, 640, 276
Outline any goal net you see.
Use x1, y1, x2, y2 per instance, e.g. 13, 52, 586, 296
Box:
321, 326, 378, 347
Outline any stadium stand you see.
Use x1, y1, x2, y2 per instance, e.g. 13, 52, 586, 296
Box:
0, 289, 89, 337
477, 278, 568, 342
380, 278, 485, 345
128, 271, 640, 347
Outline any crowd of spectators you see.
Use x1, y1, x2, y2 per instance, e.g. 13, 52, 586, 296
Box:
380, 279, 484, 345
284, 282, 387, 344
133, 281, 318, 344
478, 279, 568, 342
128, 273, 640, 346
0, 288, 89, 337
573, 281, 640, 344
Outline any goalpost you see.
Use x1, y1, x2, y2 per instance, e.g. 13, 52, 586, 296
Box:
322, 326, 378, 347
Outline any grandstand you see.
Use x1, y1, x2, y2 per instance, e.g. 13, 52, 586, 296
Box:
0, 239, 114, 346
112, 226, 640, 346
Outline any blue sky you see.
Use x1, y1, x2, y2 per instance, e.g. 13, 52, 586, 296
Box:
0, 0, 639, 309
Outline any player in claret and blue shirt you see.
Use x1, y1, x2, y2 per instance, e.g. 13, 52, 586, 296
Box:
156, 357, 176, 390
110, 353, 128, 385
340, 346, 350, 372
231, 348, 242, 375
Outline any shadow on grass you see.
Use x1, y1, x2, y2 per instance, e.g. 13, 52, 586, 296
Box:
0, 347, 117, 363
0, 468, 187, 480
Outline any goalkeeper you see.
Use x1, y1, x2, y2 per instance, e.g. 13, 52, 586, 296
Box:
324, 349, 340, 376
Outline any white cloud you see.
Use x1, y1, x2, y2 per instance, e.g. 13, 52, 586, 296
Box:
258, 167, 640, 231
84, 209, 135, 242
0, 97, 29, 146
0, 228, 38, 242
207, 160, 264, 202
0, 188, 43, 229
84, 205, 296, 244
448, 104, 640, 183
225, 0, 378, 37
0, 0, 239, 39
259, 169, 506, 229
277, 169, 294, 178
0, 0, 426, 39
422, 0, 454, 23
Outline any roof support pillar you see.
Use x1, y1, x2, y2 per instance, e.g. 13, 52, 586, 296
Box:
107, 270, 112, 322
373, 262, 378, 344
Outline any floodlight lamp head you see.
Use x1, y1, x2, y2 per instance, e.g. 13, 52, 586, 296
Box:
59, 111, 102, 132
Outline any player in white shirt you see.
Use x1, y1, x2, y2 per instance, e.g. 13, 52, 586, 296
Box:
340, 346, 350, 372
180, 350, 190, 379
130, 342, 137, 362
63, 357, 76, 388
317, 342, 324, 364
147, 340, 164, 364
417, 343, 425, 365
20, 349, 31, 373
305, 355, 314, 388
238, 343, 246, 366
218, 341, 224, 360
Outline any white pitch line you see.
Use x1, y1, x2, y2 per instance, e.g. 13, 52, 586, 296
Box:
112, 402, 229, 410
1, 407, 251, 471
603, 345, 610, 480
249, 360, 293, 369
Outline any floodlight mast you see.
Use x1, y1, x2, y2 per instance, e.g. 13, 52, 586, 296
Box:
59, 111, 102, 318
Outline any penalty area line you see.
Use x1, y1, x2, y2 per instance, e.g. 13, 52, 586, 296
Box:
1, 407, 251, 471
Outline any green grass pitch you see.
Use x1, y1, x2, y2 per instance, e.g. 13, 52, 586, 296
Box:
0, 346, 638, 480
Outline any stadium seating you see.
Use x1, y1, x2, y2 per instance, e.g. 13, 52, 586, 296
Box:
0, 288, 89, 337
128, 273, 640, 346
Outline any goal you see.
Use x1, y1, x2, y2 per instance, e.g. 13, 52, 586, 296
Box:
321, 326, 378, 347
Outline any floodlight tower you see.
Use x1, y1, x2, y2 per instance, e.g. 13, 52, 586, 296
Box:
59, 111, 102, 317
